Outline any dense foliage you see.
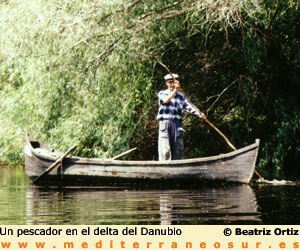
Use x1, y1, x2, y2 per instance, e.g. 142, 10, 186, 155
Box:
0, 0, 299, 179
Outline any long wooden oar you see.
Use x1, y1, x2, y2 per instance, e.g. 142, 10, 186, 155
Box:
111, 147, 137, 160
32, 145, 77, 184
204, 119, 236, 151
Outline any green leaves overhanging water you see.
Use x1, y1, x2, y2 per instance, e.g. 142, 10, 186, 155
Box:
0, 0, 300, 179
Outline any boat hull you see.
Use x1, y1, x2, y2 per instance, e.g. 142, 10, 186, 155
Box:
24, 135, 260, 185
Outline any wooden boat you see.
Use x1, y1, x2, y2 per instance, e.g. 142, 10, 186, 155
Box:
24, 134, 260, 185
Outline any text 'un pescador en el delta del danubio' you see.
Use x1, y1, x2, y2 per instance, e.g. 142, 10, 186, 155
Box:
0, 226, 182, 237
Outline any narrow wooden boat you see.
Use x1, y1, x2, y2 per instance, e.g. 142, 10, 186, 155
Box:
24, 134, 260, 185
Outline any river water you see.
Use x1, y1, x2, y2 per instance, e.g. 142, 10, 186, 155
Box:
1, 165, 300, 225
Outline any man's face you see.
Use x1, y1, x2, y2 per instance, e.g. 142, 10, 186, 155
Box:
166, 79, 178, 91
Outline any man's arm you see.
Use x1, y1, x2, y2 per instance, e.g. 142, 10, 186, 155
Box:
163, 89, 177, 104
182, 95, 206, 119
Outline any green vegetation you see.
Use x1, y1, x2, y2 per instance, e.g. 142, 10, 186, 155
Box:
0, 0, 299, 179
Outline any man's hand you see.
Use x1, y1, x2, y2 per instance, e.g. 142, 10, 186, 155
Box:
199, 112, 207, 120
174, 80, 181, 91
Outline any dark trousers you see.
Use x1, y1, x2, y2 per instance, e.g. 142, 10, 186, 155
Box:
158, 119, 184, 161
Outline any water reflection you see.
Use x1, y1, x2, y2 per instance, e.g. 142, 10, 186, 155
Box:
25, 185, 261, 225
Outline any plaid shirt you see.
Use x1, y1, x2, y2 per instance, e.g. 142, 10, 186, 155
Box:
157, 89, 200, 120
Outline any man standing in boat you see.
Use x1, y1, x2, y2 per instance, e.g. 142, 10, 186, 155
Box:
157, 73, 206, 161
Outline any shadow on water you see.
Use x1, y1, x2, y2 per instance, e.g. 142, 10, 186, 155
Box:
25, 184, 261, 225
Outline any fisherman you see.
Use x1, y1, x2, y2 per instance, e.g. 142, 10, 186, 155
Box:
157, 73, 206, 161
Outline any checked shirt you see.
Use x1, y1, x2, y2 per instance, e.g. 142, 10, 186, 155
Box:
157, 89, 200, 120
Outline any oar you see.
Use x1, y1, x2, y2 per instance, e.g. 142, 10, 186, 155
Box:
111, 147, 137, 160
32, 145, 77, 184
204, 118, 236, 151
181, 91, 264, 181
